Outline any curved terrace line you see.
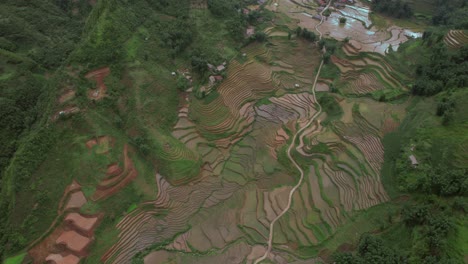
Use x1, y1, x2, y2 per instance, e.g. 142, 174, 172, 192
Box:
253, 1, 330, 263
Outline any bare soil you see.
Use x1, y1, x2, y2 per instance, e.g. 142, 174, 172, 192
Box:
86, 67, 110, 101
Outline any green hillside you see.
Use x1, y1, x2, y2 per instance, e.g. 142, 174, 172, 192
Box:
0, 0, 466, 263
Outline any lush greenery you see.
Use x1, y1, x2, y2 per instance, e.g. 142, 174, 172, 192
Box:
371, 0, 413, 19
431, 0, 468, 29
413, 42, 467, 96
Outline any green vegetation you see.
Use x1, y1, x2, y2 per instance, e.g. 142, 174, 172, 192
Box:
318, 94, 343, 125
413, 43, 467, 96
371, 0, 413, 19
431, 0, 468, 29
296, 27, 317, 42
1, 0, 467, 263
3, 253, 25, 264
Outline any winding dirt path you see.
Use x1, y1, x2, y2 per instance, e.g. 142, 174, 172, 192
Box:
253, 3, 330, 263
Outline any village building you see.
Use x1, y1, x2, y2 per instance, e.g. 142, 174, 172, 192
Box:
409, 155, 419, 167
246, 27, 255, 37
216, 65, 225, 72
209, 76, 216, 85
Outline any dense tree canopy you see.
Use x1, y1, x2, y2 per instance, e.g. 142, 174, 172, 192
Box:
412, 45, 468, 96
371, 0, 413, 19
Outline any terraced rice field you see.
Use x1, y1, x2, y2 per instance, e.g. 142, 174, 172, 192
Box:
444, 30, 468, 49
98, 9, 410, 261
331, 52, 407, 95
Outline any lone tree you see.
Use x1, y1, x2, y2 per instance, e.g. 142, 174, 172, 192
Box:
339, 17, 347, 24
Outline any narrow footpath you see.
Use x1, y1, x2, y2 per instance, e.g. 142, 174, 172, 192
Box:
253, 1, 331, 263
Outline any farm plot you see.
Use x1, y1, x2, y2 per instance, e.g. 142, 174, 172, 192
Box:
102, 174, 241, 264
189, 55, 275, 143
331, 52, 407, 96
271, 0, 421, 55
267, 38, 322, 90
94, 16, 413, 261
444, 30, 468, 49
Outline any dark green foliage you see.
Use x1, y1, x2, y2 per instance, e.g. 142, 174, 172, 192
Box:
296, 27, 317, 41
333, 234, 404, 264
412, 45, 468, 96
253, 32, 268, 42
371, 0, 413, 19
207, 0, 241, 17
301, 28, 317, 41
226, 14, 247, 41
402, 203, 430, 226
0, 1, 84, 68
176, 75, 190, 91
318, 94, 343, 124
296, 26, 302, 36
146, 0, 190, 17
431, 0, 468, 29
339, 17, 347, 24
159, 20, 193, 56
319, 39, 339, 64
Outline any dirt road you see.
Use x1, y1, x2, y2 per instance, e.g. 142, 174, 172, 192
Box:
253, 1, 330, 263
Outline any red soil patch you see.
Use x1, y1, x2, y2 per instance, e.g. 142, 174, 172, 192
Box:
85, 67, 110, 101
91, 144, 138, 201
29, 210, 101, 263
65, 191, 87, 211
85, 136, 114, 154
46, 253, 80, 264
56, 230, 92, 256
381, 118, 399, 134
85, 139, 97, 149
106, 163, 122, 177
318, 248, 333, 263
64, 213, 99, 236
337, 243, 355, 252
29, 225, 67, 264
58, 89, 76, 104
57, 181, 82, 213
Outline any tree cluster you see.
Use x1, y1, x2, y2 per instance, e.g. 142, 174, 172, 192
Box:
412, 45, 468, 96
371, 0, 413, 19
432, 0, 468, 29
402, 203, 456, 260
296, 27, 317, 41
333, 234, 404, 264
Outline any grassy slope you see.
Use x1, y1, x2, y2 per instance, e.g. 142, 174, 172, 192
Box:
2, 0, 247, 261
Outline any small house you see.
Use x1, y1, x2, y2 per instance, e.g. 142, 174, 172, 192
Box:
409, 155, 419, 167
209, 76, 216, 85
216, 65, 225, 72
214, 75, 223, 81
246, 27, 255, 37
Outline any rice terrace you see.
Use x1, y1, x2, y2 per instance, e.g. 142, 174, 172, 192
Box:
0, 0, 467, 264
